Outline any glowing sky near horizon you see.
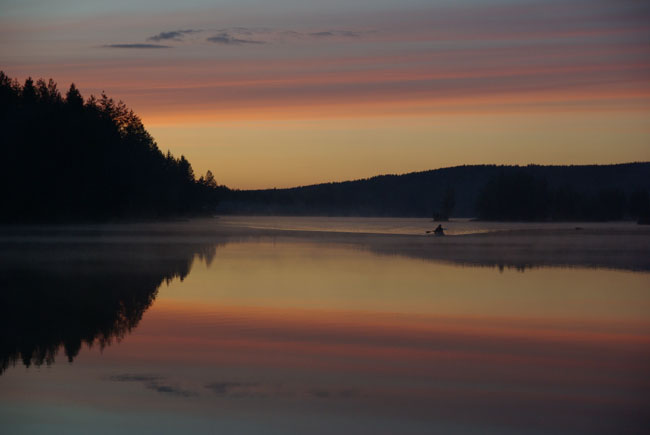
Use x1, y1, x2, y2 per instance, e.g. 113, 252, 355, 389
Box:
1, 0, 649, 188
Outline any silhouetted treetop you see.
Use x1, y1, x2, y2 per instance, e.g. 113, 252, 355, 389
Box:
65, 83, 84, 107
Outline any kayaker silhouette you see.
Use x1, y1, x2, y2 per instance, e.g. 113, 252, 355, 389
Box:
426, 224, 445, 235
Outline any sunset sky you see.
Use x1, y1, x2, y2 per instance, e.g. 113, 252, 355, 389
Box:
1, 0, 649, 189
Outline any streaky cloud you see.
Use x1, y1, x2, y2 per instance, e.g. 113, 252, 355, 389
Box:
309, 30, 361, 38
104, 43, 171, 49
217, 26, 271, 36
205, 28, 364, 45
148, 29, 201, 42
309, 31, 334, 37
206, 32, 265, 45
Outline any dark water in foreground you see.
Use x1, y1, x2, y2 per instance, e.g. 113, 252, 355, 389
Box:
1, 219, 649, 434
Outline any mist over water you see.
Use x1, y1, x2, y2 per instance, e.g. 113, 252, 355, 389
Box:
218, 215, 650, 236
1, 218, 649, 434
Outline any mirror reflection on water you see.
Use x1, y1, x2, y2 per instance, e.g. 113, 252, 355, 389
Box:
1, 218, 649, 434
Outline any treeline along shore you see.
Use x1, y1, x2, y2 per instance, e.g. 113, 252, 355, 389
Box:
1, 72, 648, 223
221, 164, 650, 222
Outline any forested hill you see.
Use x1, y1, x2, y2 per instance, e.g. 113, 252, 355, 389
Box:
0, 72, 227, 222
221, 163, 650, 221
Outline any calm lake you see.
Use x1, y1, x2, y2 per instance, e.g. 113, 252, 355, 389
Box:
1, 218, 649, 434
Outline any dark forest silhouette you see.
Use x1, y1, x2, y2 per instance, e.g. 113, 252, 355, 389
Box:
0, 71, 227, 222
475, 170, 650, 221
221, 163, 650, 221
2, 72, 648, 222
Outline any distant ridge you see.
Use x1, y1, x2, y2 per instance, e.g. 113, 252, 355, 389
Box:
220, 163, 650, 219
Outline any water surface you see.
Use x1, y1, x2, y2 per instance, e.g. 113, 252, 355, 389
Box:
1, 219, 649, 434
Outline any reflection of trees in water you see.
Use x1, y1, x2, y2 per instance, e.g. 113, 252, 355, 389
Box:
356, 233, 650, 273
0, 243, 219, 374
2, 229, 647, 375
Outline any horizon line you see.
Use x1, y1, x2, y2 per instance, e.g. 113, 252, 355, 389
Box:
229, 161, 650, 191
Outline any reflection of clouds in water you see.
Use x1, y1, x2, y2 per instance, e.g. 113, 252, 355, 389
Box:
108, 373, 197, 397
204, 381, 360, 399
108, 374, 163, 382
145, 383, 196, 397
204, 381, 261, 396
107, 375, 360, 400
308, 388, 358, 399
